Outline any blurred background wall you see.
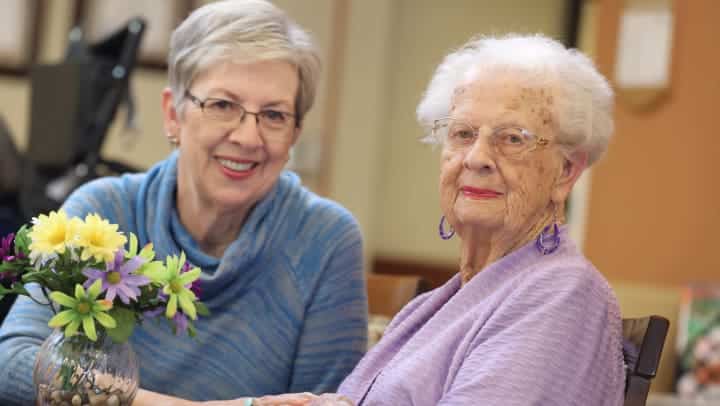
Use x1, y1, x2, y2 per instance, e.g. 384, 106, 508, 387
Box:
2, 0, 719, 394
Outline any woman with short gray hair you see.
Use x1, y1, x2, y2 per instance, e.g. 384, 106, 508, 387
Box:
252, 34, 624, 406
0, 1, 367, 404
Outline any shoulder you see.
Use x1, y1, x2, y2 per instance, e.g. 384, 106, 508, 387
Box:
524, 250, 615, 301
61, 172, 146, 222
502, 248, 621, 324
280, 172, 362, 247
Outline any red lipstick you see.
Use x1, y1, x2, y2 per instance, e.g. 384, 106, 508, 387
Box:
460, 186, 503, 199
216, 157, 257, 180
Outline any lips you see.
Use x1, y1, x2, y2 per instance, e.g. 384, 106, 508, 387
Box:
216, 156, 259, 180
217, 157, 256, 171
460, 186, 503, 199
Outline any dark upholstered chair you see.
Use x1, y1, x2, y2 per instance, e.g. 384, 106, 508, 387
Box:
623, 315, 670, 406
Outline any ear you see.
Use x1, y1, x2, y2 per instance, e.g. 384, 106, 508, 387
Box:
551, 150, 588, 204
161, 88, 181, 142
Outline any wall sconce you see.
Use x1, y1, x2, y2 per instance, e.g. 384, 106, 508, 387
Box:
614, 0, 675, 111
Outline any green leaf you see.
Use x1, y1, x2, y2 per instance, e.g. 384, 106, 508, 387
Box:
139, 242, 156, 262
94, 312, 116, 329
74, 284, 85, 300
166, 294, 178, 319
178, 292, 197, 320
49, 291, 76, 308
195, 302, 210, 317
106, 307, 135, 343
13, 225, 31, 254
82, 317, 97, 341
139, 261, 166, 281
49, 310, 77, 328
177, 267, 201, 286
127, 233, 138, 257
86, 280, 102, 300
65, 319, 81, 337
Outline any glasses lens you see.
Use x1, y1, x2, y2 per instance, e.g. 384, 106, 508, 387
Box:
446, 120, 476, 148
492, 127, 535, 156
203, 99, 242, 122
259, 110, 293, 131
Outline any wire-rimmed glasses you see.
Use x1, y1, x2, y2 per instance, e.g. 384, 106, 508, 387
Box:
431, 117, 550, 157
185, 91, 296, 138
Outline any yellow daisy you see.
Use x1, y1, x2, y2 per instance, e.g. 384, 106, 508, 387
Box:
28, 210, 81, 259
76, 214, 127, 263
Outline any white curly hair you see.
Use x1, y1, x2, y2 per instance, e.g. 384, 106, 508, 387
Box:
417, 34, 614, 165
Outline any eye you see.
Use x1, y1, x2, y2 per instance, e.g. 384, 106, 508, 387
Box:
205, 99, 236, 111
448, 124, 475, 141
261, 110, 289, 124
496, 128, 530, 146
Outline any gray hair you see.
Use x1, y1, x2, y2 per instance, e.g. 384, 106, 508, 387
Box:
168, 0, 321, 124
417, 34, 614, 166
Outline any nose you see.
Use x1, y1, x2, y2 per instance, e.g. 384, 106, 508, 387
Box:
227, 115, 264, 148
462, 134, 495, 173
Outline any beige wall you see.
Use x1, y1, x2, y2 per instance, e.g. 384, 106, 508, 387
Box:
1, 0, 569, 264
372, 0, 568, 262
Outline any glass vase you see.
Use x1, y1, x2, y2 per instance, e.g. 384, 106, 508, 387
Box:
33, 329, 139, 406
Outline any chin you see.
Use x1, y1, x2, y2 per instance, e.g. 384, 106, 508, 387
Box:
454, 202, 503, 223
205, 188, 255, 210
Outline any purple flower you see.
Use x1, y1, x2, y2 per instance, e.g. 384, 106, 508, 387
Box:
0, 234, 19, 284
83, 250, 150, 305
143, 305, 189, 336
0, 233, 14, 260
173, 312, 189, 336
143, 307, 164, 319
181, 261, 202, 298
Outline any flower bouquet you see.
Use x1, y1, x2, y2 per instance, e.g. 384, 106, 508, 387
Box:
0, 210, 208, 405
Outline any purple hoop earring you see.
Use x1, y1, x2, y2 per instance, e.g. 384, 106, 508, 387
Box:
535, 223, 560, 255
438, 215, 455, 240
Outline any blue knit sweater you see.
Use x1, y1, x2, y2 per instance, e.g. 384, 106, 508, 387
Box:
0, 153, 368, 404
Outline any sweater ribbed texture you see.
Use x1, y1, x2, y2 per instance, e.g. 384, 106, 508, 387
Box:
339, 227, 624, 405
0, 152, 368, 404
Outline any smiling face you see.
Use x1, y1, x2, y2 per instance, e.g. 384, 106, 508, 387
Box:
162, 60, 300, 216
439, 72, 582, 241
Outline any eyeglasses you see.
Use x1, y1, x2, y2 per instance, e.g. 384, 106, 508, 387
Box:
431, 117, 550, 158
185, 91, 297, 135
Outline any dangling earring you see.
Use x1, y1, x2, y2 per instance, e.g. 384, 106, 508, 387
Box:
535, 205, 560, 255
438, 215, 455, 240
167, 135, 179, 147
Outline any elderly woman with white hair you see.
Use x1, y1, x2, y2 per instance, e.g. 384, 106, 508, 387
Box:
0, 1, 367, 404
247, 34, 625, 406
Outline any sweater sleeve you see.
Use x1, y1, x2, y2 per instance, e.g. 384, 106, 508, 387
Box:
0, 286, 56, 405
288, 214, 368, 393
437, 266, 625, 406
0, 179, 126, 405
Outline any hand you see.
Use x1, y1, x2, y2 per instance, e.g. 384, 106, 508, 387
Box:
252, 393, 317, 405
252, 393, 353, 406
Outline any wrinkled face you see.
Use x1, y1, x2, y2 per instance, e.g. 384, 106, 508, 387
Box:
163, 60, 300, 213
439, 73, 576, 239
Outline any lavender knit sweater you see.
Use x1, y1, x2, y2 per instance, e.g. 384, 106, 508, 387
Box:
339, 228, 625, 405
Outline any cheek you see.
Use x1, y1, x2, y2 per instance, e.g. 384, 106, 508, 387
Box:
503, 161, 554, 219
439, 149, 463, 211
266, 142, 292, 163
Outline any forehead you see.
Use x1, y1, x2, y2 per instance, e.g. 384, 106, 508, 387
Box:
451, 72, 556, 129
192, 60, 299, 105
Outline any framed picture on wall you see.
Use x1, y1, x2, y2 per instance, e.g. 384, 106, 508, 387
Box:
74, 0, 193, 69
0, 0, 43, 75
